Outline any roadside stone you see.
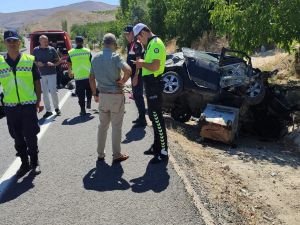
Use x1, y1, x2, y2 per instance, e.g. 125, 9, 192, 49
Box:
223, 165, 230, 171
271, 172, 277, 177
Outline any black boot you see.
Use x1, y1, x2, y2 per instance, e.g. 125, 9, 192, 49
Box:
80, 108, 86, 116
30, 154, 41, 175
133, 117, 147, 128
150, 154, 169, 164
16, 156, 30, 178
86, 100, 91, 109
144, 144, 155, 155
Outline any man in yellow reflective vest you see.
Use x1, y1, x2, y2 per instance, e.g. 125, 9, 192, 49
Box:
67, 36, 92, 116
133, 23, 168, 164
0, 30, 43, 177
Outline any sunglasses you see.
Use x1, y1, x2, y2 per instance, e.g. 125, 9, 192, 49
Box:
6, 39, 19, 43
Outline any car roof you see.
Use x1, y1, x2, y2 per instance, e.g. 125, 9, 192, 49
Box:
30, 30, 67, 35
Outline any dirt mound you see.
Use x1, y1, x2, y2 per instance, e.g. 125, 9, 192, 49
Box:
167, 118, 300, 225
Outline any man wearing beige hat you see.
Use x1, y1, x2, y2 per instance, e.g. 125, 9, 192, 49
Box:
89, 33, 132, 163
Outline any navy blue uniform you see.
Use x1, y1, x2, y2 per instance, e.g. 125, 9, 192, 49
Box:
127, 41, 146, 121
3, 53, 40, 159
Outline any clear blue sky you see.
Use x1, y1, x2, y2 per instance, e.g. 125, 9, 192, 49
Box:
0, 0, 119, 13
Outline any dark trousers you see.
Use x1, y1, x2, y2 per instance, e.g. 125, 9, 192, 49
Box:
131, 73, 146, 119
75, 79, 92, 109
56, 66, 63, 88
143, 75, 168, 155
0, 93, 4, 119
5, 105, 40, 159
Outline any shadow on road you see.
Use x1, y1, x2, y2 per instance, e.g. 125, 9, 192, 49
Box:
0, 171, 37, 204
122, 126, 146, 144
83, 161, 130, 192
130, 160, 170, 193
62, 114, 94, 125
38, 115, 57, 125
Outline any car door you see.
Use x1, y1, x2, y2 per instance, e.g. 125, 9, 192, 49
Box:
182, 48, 220, 91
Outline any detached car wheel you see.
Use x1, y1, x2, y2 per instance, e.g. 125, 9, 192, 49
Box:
162, 71, 183, 97
171, 108, 191, 123
245, 79, 266, 105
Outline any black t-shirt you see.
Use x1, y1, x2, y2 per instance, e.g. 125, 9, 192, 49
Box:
32, 46, 59, 76
126, 41, 144, 72
5, 53, 41, 81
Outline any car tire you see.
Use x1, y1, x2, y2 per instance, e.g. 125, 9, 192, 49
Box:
171, 108, 192, 123
162, 71, 183, 97
244, 79, 266, 105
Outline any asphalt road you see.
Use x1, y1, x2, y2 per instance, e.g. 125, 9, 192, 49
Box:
0, 89, 206, 225
0, 39, 206, 224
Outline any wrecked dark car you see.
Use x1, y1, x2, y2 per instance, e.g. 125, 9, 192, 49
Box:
162, 47, 267, 121
161, 47, 300, 138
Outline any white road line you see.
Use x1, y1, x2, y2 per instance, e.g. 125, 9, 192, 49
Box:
169, 152, 216, 225
0, 91, 71, 199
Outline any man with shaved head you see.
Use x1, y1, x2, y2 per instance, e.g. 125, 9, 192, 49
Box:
33, 35, 61, 118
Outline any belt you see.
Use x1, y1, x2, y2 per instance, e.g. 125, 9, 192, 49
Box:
99, 92, 123, 95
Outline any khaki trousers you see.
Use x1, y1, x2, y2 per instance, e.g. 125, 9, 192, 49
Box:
97, 93, 125, 159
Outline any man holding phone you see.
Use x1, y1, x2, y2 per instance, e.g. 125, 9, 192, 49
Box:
132, 23, 168, 164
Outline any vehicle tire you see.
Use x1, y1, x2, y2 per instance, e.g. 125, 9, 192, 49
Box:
162, 71, 183, 97
244, 79, 266, 105
171, 108, 192, 123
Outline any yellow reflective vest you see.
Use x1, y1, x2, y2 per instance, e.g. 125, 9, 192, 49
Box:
0, 54, 37, 106
142, 37, 166, 77
68, 48, 91, 80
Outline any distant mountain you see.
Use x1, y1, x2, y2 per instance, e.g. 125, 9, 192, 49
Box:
0, 1, 118, 30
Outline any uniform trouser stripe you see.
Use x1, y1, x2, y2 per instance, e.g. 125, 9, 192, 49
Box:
144, 77, 168, 155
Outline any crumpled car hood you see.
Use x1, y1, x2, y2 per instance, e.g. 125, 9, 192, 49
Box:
165, 51, 185, 67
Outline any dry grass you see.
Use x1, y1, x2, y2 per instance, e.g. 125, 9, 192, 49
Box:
191, 32, 229, 52
166, 39, 177, 54
252, 50, 300, 85
166, 32, 228, 54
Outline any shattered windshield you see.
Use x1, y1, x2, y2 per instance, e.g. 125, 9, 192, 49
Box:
182, 47, 219, 64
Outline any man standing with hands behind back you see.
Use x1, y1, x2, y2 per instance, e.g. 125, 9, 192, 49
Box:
89, 33, 132, 163
132, 23, 168, 164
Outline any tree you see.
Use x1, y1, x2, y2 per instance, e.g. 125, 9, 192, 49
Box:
0, 37, 5, 52
61, 20, 68, 32
164, 0, 212, 47
120, 0, 130, 14
209, 0, 300, 52
147, 0, 167, 38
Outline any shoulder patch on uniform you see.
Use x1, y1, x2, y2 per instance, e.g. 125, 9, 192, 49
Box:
154, 48, 159, 53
